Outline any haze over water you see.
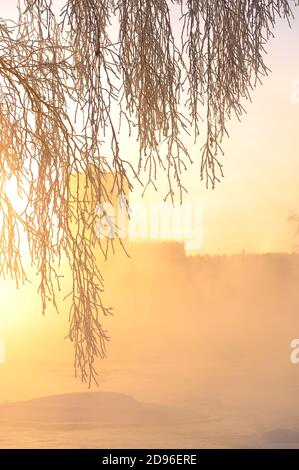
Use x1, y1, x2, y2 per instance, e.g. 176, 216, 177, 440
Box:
1, 245, 299, 448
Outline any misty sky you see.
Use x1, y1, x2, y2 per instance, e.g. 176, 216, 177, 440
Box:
1, 1, 298, 254
127, 6, 299, 254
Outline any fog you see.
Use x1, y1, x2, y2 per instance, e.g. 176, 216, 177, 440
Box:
1, 243, 299, 448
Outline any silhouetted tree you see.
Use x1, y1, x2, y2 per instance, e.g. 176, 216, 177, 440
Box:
0, 0, 296, 384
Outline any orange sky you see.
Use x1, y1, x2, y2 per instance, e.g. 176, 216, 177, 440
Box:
1, 0, 298, 254
128, 12, 299, 255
